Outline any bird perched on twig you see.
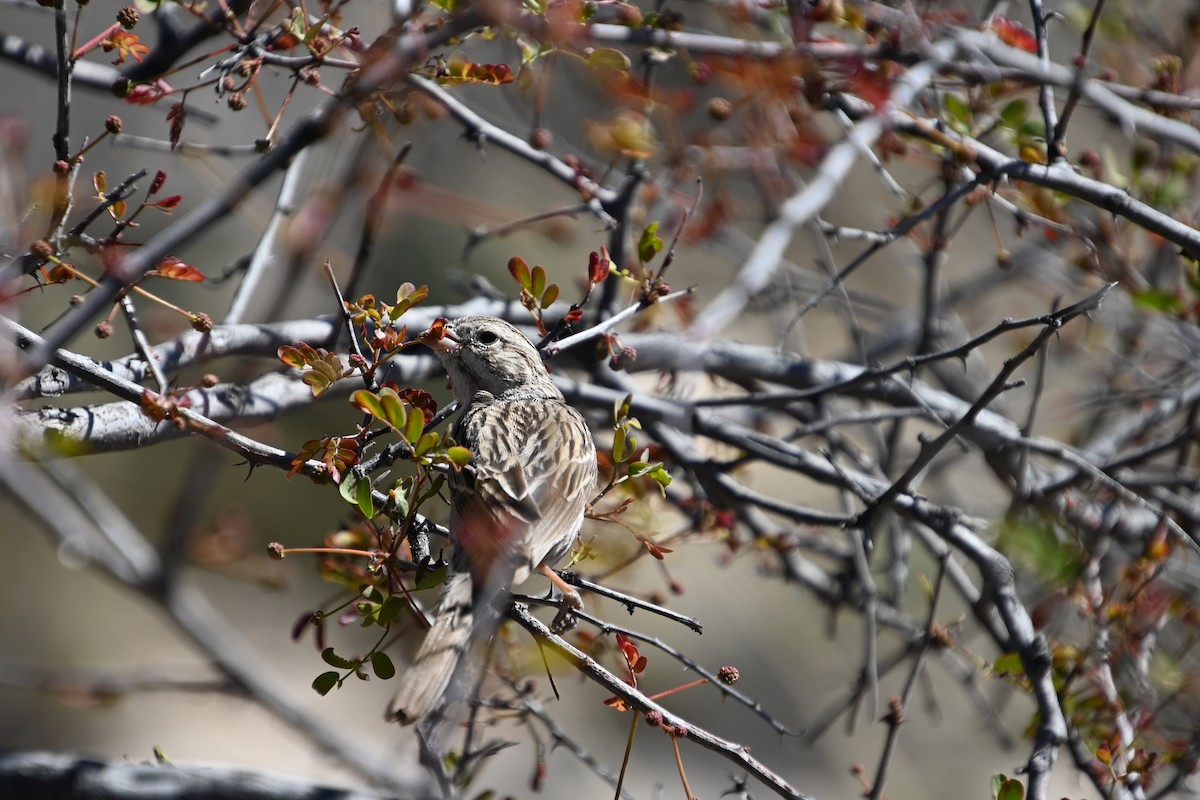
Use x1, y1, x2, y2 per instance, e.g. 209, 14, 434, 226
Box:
387, 316, 597, 725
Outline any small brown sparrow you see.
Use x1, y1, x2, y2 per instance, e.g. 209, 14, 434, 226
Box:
387, 316, 597, 725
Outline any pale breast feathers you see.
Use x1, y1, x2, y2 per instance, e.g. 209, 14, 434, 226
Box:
450, 399, 596, 582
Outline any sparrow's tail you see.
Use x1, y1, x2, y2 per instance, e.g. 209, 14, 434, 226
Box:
387, 572, 473, 725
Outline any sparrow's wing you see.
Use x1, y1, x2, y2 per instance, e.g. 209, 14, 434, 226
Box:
451, 398, 596, 588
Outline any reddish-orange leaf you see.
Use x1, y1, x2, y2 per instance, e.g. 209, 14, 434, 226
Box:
396, 388, 438, 422
990, 16, 1037, 53
844, 60, 892, 109
103, 29, 149, 65
153, 256, 205, 281
645, 542, 674, 560
125, 81, 168, 106
588, 248, 611, 284
149, 195, 183, 212
43, 263, 74, 284
166, 102, 187, 150
423, 317, 449, 344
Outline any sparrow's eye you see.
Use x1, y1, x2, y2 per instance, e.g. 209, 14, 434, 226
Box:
477, 330, 500, 345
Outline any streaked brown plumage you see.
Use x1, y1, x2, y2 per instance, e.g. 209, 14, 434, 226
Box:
387, 316, 597, 725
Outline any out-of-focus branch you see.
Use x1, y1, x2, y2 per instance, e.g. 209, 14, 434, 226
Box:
689, 38, 957, 338
8, 9, 486, 377
0, 751, 399, 800
407, 75, 620, 226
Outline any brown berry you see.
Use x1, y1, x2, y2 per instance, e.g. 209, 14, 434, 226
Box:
116, 5, 138, 27
227, 91, 247, 111
29, 240, 54, 260
707, 97, 733, 121
95, 322, 113, 338
530, 127, 553, 151
105, 115, 123, 135
189, 312, 213, 333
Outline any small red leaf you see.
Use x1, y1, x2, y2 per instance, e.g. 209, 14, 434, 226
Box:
166, 102, 187, 150
153, 256, 205, 281
149, 194, 183, 212
990, 16, 1037, 53
588, 248, 611, 284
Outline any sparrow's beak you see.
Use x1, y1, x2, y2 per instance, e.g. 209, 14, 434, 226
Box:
421, 320, 462, 353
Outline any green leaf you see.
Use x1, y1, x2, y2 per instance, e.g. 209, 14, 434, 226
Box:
278, 344, 307, 368
351, 387, 410, 432
415, 563, 449, 591
446, 446, 471, 467
358, 603, 379, 626
627, 461, 653, 477
541, 283, 560, 309
320, 647, 355, 669
530, 265, 547, 297
1131, 287, 1182, 313
338, 471, 362, 507
508, 256, 531, 290
613, 427, 628, 463
587, 47, 631, 75
338, 472, 374, 515
1017, 119, 1046, 141
415, 431, 439, 457
615, 394, 632, 421
405, 403, 425, 443
377, 596, 407, 626
637, 222, 663, 263
648, 466, 671, 489
312, 671, 339, 696
388, 481, 410, 517
943, 93, 969, 123
371, 651, 396, 680
996, 517, 1083, 585
992, 652, 1025, 676
996, 777, 1025, 800
356, 474, 376, 518
999, 98, 1028, 128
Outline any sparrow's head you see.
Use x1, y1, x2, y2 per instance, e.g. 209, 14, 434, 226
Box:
424, 316, 561, 404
